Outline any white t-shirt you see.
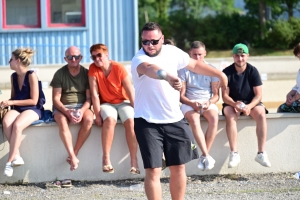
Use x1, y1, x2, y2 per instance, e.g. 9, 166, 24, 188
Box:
131, 45, 190, 123
292, 69, 300, 94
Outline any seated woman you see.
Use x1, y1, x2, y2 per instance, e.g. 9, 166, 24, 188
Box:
88, 44, 139, 174
278, 43, 300, 113
1, 48, 45, 177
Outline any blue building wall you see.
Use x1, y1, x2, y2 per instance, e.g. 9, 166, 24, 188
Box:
0, 0, 139, 66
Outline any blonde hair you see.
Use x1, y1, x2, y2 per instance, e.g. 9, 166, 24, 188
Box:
12, 48, 35, 67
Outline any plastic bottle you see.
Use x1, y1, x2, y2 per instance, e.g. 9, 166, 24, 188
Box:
129, 184, 143, 191
239, 102, 246, 109
72, 109, 81, 118
293, 172, 300, 179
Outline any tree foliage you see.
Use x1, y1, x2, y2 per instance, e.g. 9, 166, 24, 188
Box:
138, 0, 300, 50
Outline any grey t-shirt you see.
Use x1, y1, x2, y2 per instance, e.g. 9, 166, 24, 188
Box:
178, 62, 219, 101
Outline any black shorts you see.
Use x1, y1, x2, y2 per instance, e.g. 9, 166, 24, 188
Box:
222, 102, 269, 116
134, 118, 199, 169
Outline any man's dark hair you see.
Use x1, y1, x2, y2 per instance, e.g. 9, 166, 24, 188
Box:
190, 41, 206, 50
164, 39, 175, 45
141, 22, 162, 33
293, 43, 300, 56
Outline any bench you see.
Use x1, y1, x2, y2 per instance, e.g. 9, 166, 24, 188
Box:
0, 113, 299, 183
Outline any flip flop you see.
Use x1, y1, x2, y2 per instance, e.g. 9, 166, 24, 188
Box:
130, 167, 140, 175
47, 181, 61, 189
61, 179, 73, 188
103, 165, 114, 173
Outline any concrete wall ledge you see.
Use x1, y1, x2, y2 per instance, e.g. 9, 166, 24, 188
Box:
0, 113, 299, 183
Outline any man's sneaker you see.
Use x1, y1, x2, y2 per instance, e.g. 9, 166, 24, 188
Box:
205, 156, 215, 170
228, 152, 241, 168
4, 162, 13, 177
12, 155, 25, 166
197, 156, 205, 170
255, 152, 271, 167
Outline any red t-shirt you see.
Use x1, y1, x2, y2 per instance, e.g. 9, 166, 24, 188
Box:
88, 61, 129, 104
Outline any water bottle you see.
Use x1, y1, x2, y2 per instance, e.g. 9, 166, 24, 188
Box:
129, 184, 143, 191
293, 172, 300, 179
72, 109, 81, 118
239, 102, 246, 109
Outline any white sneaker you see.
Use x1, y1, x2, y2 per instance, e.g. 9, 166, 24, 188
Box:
4, 162, 13, 177
197, 156, 205, 170
205, 156, 215, 170
12, 155, 25, 166
228, 152, 240, 168
255, 152, 271, 167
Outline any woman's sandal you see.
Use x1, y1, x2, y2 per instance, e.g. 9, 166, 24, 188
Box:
103, 165, 114, 173
61, 179, 73, 188
130, 167, 140, 175
46, 181, 61, 189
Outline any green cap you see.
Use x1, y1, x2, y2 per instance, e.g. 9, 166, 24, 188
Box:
232, 43, 249, 54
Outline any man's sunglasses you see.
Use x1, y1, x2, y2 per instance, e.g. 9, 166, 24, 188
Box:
66, 55, 81, 60
91, 53, 102, 61
142, 36, 162, 46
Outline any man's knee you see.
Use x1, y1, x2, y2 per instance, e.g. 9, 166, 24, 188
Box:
185, 112, 200, 125
82, 113, 94, 126
169, 164, 185, 173
206, 113, 219, 126
145, 168, 161, 180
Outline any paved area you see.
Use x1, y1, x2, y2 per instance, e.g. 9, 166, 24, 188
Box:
0, 172, 299, 199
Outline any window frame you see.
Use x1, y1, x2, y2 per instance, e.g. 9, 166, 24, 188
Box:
2, 0, 41, 29
46, 0, 86, 28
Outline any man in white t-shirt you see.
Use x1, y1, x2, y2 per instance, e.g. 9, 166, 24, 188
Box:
131, 22, 228, 200
178, 41, 220, 171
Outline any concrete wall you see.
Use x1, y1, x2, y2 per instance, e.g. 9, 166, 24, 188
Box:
0, 113, 299, 183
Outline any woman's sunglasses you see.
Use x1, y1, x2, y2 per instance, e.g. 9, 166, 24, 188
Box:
91, 53, 102, 61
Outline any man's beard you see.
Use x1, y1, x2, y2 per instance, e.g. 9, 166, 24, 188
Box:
143, 46, 162, 57
235, 62, 246, 68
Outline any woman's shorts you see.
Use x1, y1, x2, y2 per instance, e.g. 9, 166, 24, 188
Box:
100, 101, 134, 123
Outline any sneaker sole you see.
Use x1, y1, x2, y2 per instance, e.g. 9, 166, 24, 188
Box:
255, 157, 271, 167
228, 162, 240, 168
12, 162, 24, 167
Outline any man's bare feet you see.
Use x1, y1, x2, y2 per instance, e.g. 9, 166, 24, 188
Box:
66, 157, 71, 165
69, 156, 79, 171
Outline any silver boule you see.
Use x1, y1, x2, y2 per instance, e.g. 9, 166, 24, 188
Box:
156, 70, 167, 80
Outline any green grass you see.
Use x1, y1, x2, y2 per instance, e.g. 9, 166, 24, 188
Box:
206, 48, 294, 58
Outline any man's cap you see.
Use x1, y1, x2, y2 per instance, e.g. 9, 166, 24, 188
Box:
232, 43, 249, 54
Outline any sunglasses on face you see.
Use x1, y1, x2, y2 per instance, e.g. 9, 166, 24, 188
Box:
65, 55, 81, 60
91, 53, 102, 61
142, 36, 162, 46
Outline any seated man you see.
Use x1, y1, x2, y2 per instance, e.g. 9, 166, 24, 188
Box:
88, 43, 139, 174
222, 43, 271, 168
178, 41, 219, 170
51, 46, 94, 171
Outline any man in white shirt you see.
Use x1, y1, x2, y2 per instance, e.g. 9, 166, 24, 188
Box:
131, 22, 228, 200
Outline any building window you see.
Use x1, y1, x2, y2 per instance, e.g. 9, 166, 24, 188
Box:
2, 0, 41, 28
48, 0, 85, 27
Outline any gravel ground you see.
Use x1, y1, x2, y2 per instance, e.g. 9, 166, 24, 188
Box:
0, 172, 299, 199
